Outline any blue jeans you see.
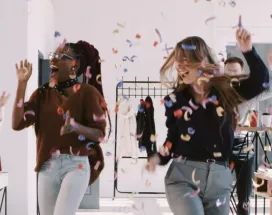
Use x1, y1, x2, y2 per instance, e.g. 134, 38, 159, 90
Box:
38, 154, 90, 215
165, 158, 233, 215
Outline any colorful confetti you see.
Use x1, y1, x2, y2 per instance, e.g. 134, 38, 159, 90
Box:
117, 23, 125, 28
181, 44, 196, 50
96, 74, 102, 85
17, 99, 23, 108
112, 48, 118, 54
105, 151, 112, 156
23, 110, 35, 121
85, 66, 92, 79
263, 82, 269, 88
54, 31, 61, 38
72, 83, 81, 93
113, 29, 119, 34
213, 152, 222, 158
174, 109, 183, 119
188, 127, 195, 135
184, 111, 191, 121
192, 169, 200, 185
181, 106, 193, 115
153, 41, 159, 47
197, 70, 202, 77
78, 134, 86, 141
145, 179, 151, 187
78, 163, 83, 170
135, 34, 141, 39
94, 161, 101, 170
122, 55, 137, 62
205, 16, 216, 25
252, 178, 264, 188
216, 197, 226, 207
86, 142, 94, 150
93, 114, 106, 122
164, 99, 173, 108
216, 106, 224, 117
155, 28, 162, 43
238, 15, 242, 28
189, 99, 199, 110
126, 39, 132, 47
140, 146, 146, 152
181, 134, 191, 141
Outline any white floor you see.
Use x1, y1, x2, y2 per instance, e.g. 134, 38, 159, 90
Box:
77, 198, 271, 215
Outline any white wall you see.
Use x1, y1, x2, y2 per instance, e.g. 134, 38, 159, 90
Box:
52, 0, 272, 198
0, 0, 55, 214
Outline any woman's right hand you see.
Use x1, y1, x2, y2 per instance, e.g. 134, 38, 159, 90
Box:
145, 153, 161, 172
15, 59, 32, 83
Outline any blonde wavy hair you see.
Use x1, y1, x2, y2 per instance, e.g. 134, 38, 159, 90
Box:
160, 36, 248, 129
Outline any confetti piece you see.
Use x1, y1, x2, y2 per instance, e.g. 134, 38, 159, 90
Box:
174, 109, 183, 119
96, 74, 102, 85
188, 127, 195, 135
117, 81, 123, 88
138, 104, 144, 113
193, 84, 205, 94
216, 197, 226, 207
252, 178, 265, 188
229, 0, 236, 8
213, 100, 219, 105
155, 28, 162, 43
93, 114, 106, 122
150, 134, 157, 142
117, 23, 125, 28
181, 134, 191, 141
216, 106, 224, 117
72, 83, 81, 93
126, 39, 132, 47
197, 77, 210, 85
105, 151, 112, 156
181, 106, 193, 115
123, 68, 128, 72
85, 66, 92, 79
218, 0, 226, 7
145, 179, 151, 187
159, 146, 169, 156
135, 34, 141, 39
192, 169, 200, 185
17, 99, 23, 108
78, 134, 86, 141
164, 99, 173, 108
238, 15, 242, 28
153, 41, 158, 47
94, 161, 101, 170
181, 44, 196, 50
202, 98, 213, 109
189, 99, 199, 110
23, 110, 35, 121
121, 168, 126, 173
263, 82, 269, 88
165, 141, 172, 150
54, 31, 61, 38
140, 146, 146, 152
78, 163, 83, 170
184, 111, 191, 121
51, 149, 61, 158
86, 142, 94, 150
210, 95, 217, 102
213, 152, 222, 157
205, 16, 216, 25
130, 132, 143, 139
58, 39, 67, 49
264, 145, 271, 151
49, 77, 57, 88
122, 55, 137, 62
169, 93, 176, 103
197, 70, 202, 77
112, 48, 118, 54
243, 143, 254, 152
113, 29, 119, 34
188, 187, 200, 198
242, 202, 250, 211
69, 146, 80, 156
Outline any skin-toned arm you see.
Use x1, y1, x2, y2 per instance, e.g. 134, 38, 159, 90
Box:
12, 60, 33, 130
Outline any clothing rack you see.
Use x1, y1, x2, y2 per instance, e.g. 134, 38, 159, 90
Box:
113, 77, 170, 199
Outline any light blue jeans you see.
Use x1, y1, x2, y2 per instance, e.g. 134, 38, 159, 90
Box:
38, 154, 90, 215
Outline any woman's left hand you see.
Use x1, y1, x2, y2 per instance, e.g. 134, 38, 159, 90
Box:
0, 91, 10, 108
236, 27, 252, 53
60, 110, 77, 135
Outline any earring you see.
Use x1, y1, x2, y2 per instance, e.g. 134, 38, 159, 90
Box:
69, 67, 77, 79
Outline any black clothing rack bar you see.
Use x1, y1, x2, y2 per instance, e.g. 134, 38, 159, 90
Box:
113, 77, 169, 199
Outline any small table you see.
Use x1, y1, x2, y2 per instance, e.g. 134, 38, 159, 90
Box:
230, 127, 272, 215
0, 172, 8, 215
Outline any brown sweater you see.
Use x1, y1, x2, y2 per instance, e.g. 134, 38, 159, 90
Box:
15, 84, 106, 185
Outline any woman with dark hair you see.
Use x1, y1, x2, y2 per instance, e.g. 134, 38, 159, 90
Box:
146, 26, 269, 214
12, 41, 109, 215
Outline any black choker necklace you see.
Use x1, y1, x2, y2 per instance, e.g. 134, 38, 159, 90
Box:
38, 78, 80, 94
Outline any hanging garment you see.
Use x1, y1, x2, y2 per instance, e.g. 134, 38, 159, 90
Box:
136, 96, 157, 156
117, 99, 138, 159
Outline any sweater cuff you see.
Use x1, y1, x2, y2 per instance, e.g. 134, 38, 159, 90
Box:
242, 46, 256, 58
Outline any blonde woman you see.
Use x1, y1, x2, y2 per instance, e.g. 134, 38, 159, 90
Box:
146, 27, 269, 215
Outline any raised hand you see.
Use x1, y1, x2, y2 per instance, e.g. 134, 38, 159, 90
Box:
236, 17, 252, 53
0, 91, 10, 108
15, 59, 32, 82
145, 154, 160, 172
